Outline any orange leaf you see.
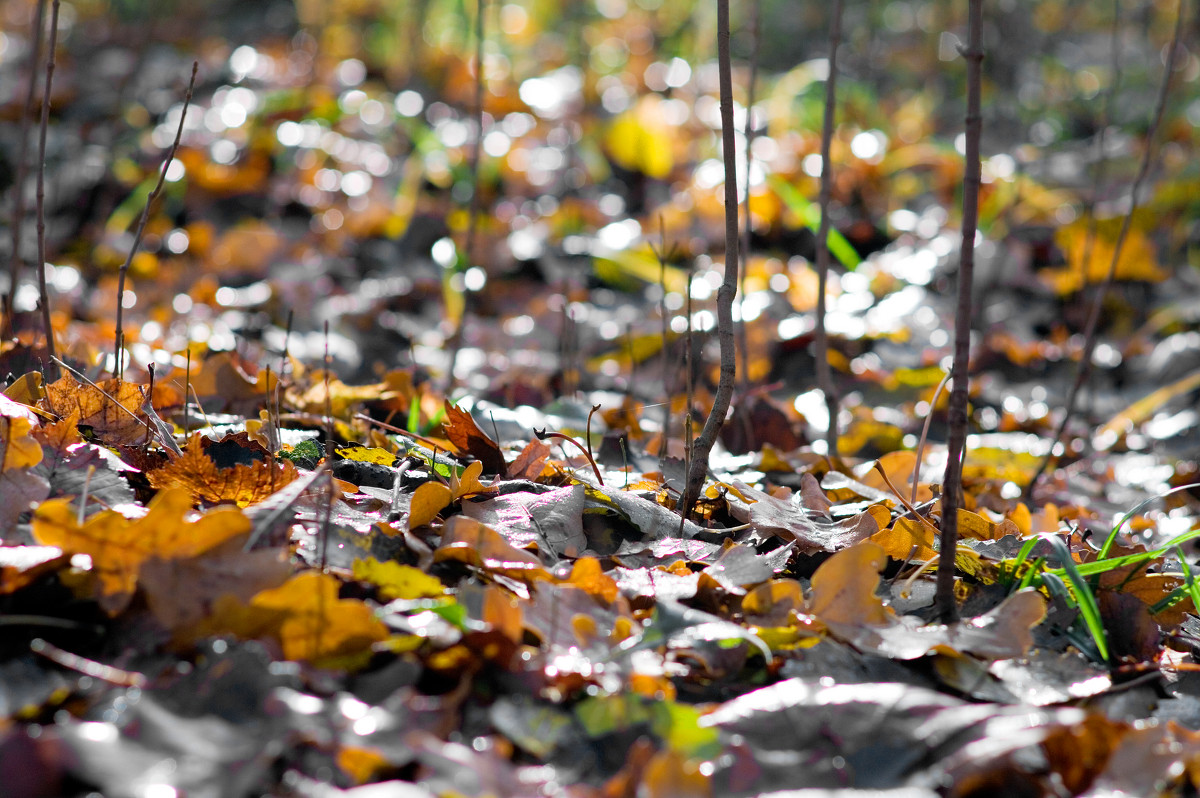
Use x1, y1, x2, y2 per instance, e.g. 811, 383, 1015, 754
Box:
148, 434, 298, 506
807, 542, 891, 627
408, 481, 452, 529
32, 487, 250, 614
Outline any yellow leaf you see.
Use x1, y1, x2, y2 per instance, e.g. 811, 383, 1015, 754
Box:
808, 542, 891, 627
408, 481, 452, 529
450, 459, 493, 500
742, 579, 805, 626
352, 557, 444, 600
33, 487, 250, 614
869, 516, 936, 561
0, 415, 42, 471
242, 571, 388, 662
338, 446, 397, 467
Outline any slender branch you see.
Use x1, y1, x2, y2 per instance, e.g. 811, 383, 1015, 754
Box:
937, 0, 984, 623
5, 0, 48, 339
1025, 0, 1186, 499
737, 0, 761, 392
682, 0, 740, 516
814, 0, 845, 460
113, 61, 197, 377
34, 0, 61, 375
447, 0, 487, 392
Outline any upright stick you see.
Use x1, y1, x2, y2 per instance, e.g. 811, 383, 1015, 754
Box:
682, 0, 739, 516
814, 0, 845, 460
5, 0, 48, 339
937, 0, 984, 623
113, 62, 198, 377
1024, 0, 1186, 498
34, 0, 61, 375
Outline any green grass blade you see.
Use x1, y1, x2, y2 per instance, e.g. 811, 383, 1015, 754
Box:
1052, 526, 1200, 580
1043, 535, 1109, 662
1177, 546, 1200, 614
406, 396, 421, 434
1097, 482, 1200, 561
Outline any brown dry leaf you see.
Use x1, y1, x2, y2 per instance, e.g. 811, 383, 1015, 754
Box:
408, 481, 453, 530
33, 417, 84, 455
43, 373, 150, 446
32, 487, 250, 614
148, 434, 298, 506
641, 749, 711, 798
860, 450, 930, 501
506, 437, 552, 480
442, 401, 507, 475
956, 508, 1019, 541
434, 515, 549, 581
188, 351, 271, 407
289, 372, 393, 418
202, 571, 388, 662
725, 480, 879, 553
807, 542, 892, 627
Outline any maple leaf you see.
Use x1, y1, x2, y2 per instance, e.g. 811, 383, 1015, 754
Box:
442, 401, 507, 475
724, 480, 880, 552
42, 373, 151, 447
32, 487, 251, 614
148, 434, 299, 506
201, 571, 388, 662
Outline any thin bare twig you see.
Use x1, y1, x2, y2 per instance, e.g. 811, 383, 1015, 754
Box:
113, 62, 198, 377
737, 0, 761, 393
814, 0, 845, 461
1025, 0, 1186, 499
682, 0, 740, 517
5, 0, 48, 339
35, 0, 62, 375
937, 0, 984, 623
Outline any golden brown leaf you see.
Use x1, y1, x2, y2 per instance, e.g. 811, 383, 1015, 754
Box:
408, 481, 452, 530
807, 542, 891, 627
148, 434, 298, 506
43, 373, 150, 446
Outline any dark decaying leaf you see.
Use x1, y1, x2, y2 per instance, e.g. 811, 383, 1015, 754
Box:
442, 401, 507, 475
0, 466, 51, 530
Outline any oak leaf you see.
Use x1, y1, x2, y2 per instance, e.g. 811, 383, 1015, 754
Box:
148, 434, 298, 506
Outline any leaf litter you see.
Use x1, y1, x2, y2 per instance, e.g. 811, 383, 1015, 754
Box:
1, 1, 1200, 796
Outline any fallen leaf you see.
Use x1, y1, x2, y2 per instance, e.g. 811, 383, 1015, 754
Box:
442, 402, 507, 475
203, 571, 388, 662
43, 373, 150, 447
408, 481, 452, 529
148, 435, 299, 506
434, 516, 549, 581
808, 542, 892, 627
353, 557, 445, 600
725, 480, 880, 552
32, 487, 251, 614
